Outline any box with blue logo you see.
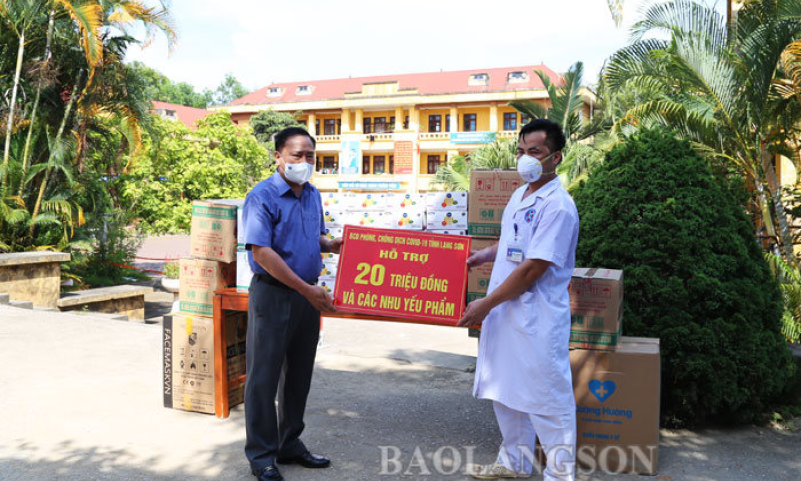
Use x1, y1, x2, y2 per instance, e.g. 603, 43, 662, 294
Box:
570, 336, 660, 475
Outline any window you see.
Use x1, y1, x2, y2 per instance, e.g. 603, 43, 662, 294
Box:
389, 116, 395, 132
503, 113, 518, 131
507, 71, 528, 83
446, 114, 452, 131
324, 119, 336, 135
337, 119, 341, 135
315, 119, 320, 134
469, 73, 490, 86
374, 117, 387, 133
363, 155, 371, 174
267, 87, 283, 97
322, 156, 337, 174
427, 155, 441, 174
296, 85, 312, 95
363, 117, 372, 134
429, 115, 442, 133
374, 155, 386, 174
389, 155, 394, 174
404, 116, 409, 130
463, 113, 477, 132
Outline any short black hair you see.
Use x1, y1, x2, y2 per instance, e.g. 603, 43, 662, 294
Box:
274, 127, 316, 152
518, 118, 566, 153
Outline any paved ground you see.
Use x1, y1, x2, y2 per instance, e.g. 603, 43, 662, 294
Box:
2, 304, 800, 481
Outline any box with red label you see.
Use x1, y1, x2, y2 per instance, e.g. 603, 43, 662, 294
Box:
179, 258, 236, 317
190, 201, 238, 263
467, 170, 522, 237
570, 268, 624, 351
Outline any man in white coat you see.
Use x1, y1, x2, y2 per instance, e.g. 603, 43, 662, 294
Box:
458, 119, 579, 480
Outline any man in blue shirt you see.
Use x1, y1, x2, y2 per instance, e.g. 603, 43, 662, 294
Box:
242, 127, 341, 481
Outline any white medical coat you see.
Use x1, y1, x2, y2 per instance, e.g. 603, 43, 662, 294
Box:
473, 177, 579, 415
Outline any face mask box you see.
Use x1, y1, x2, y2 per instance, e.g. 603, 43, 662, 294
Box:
467, 237, 497, 302
323, 227, 343, 241
190, 201, 238, 263
345, 193, 387, 211
323, 210, 347, 228
236, 244, 253, 292
318, 276, 336, 295
386, 193, 426, 211
321, 192, 347, 209
321, 252, 339, 263
570, 268, 624, 351
386, 210, 426, 230
468, 170, 522, 237
427, 229, 468, 236
162, 312, 247, 414
570, 336, 660, 475
179, 258, 236, 317
426, 192, 468, 211
427, 210, 468, 230
320, 260, 337, 278
344, 211, 390, 228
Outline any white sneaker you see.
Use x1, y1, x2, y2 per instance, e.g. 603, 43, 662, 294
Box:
468, 462, 530, 479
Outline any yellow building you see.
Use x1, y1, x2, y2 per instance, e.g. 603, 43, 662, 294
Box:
215, 65, 594, 193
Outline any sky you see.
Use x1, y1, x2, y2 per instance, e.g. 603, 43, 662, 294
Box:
123, 0, 714, 94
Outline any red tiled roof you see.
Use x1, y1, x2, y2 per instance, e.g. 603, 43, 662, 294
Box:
229, 65, 563, 107
151, 101, 213, 130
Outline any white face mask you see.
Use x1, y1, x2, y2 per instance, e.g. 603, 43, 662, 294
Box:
283, 161, 313, 185
517, 152, 556, 183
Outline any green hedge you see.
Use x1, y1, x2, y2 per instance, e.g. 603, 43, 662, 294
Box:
573, 128, 796, 426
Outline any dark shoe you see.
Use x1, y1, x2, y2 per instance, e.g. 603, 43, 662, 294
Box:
276, 450, 331, 468
251, 464, 284, 481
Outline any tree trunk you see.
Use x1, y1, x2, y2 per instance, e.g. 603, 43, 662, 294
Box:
19, 9, 56, 198
2, 29, 26, 191
761, 146, 796, 267
29, 70, 83, 238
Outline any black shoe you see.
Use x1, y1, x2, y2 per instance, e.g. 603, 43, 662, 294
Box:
276, 450, 331, 469
251, 464, 284, 481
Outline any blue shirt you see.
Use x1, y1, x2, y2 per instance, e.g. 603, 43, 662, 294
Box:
242, 172, 325, 282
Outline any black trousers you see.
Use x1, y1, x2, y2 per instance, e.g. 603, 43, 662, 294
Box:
245, 274, 320, 469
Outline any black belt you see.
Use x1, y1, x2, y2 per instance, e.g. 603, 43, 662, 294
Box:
255, 272, 317, 290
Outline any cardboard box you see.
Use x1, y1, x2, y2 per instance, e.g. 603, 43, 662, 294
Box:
320, 260, 337, 278
162, 312, 248, 414
321, 252, 339, 263
385, 210, 425, 230
345, 193, 387, 211
344, 210, 390, 228
427, 229, 468, 236
323, 209, 346, 228
318, 276, 336, 295
323, 227, 343, 240
467, 237, 498, 302
426, 192, 468, 211
236, 244, 253, 292
321, 192, 347, 209
571, 337, 660, 475
468, 170, 522, 237
179, 258, 236, 317
190, 201, 238, 263
427, 210, 468, 230
387, 193, 426, 211
570, 268, 624, 351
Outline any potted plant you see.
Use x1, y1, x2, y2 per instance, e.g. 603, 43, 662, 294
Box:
161, 262, 180, 293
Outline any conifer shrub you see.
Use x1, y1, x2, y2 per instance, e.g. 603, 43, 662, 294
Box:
573, 128, 796, 426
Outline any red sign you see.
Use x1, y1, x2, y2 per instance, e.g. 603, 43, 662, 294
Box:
334, 226, 471, 325
393, 141, 413, 174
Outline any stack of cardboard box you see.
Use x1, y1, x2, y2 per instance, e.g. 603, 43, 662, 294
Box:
465, 171, 661, 475
163, 200, 244, 414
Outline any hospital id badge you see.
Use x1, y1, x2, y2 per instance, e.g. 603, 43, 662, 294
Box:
506, 241, 524, 263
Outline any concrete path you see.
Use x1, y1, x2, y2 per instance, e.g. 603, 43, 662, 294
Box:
1, 305, 799, 481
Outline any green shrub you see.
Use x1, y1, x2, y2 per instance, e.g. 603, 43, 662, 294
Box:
573, 128, 797, 426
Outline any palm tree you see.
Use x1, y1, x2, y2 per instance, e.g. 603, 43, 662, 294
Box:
602, 0, 801, 266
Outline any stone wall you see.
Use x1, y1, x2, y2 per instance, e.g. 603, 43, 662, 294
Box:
0, 253, 70, 308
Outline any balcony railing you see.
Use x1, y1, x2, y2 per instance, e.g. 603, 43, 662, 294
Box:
498, 131, 517, 139
420, 132, 449, 140
363, 133, 393, 142
315, 134, 340, 142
